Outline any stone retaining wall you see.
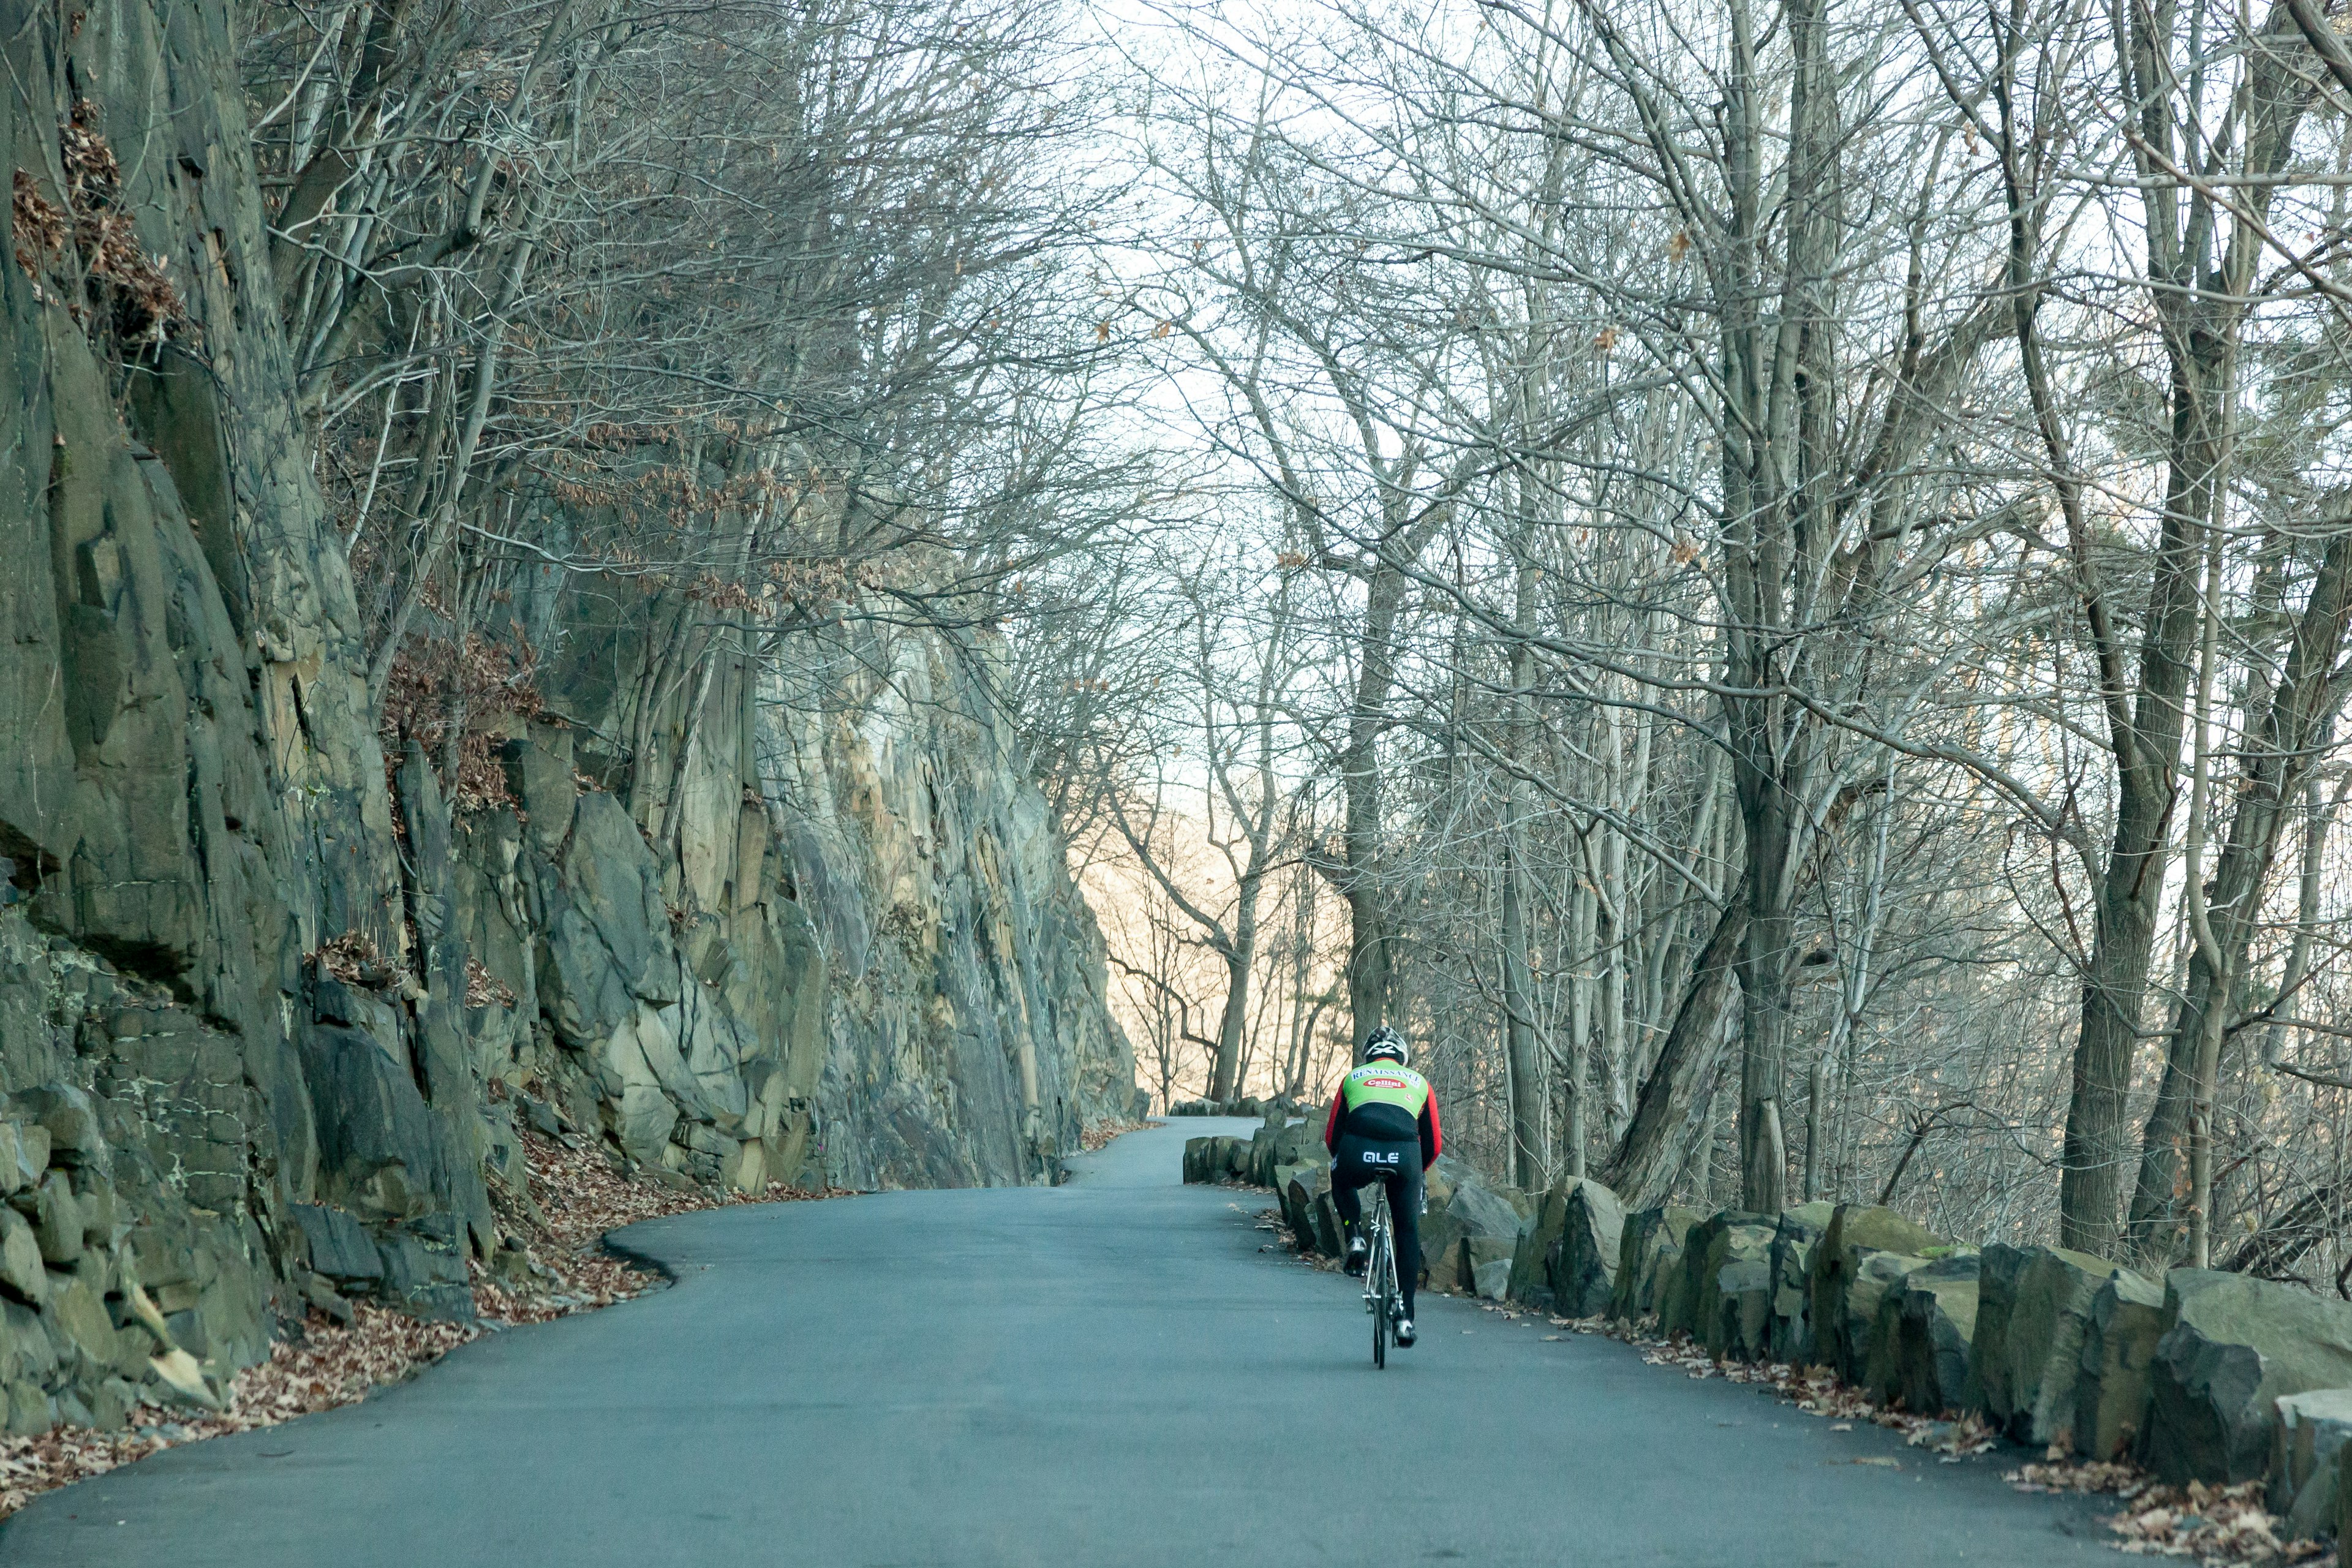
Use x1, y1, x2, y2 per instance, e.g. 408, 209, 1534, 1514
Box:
1475, 1172, 2352, 1540
1216, 1136, 2352, 1541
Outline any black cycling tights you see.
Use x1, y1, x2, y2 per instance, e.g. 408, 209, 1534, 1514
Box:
1330, 1134, 1423, 1318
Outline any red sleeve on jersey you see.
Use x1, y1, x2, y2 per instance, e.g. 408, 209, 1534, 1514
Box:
1323, 1080, 1344, 1152
1421, 1092, 1442, 1167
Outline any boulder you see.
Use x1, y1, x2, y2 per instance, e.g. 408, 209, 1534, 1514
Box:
1182, 1137, 1211, 1184
2144, 1269, 2352, 1485
1663, 1210, 1766, 1344
1222, 1137, 1254, 1182
1, 1301, 56, 1388
1846, 1251, 1931, 1387
1709, 1251, 1775, 1362
1811, 1204, 1947, 1381
2074, 1269, 2167, 1460
1609, 1206, 1700, 1321
1548, 1180, 1626, 1317
1310, 1189, 1344, 1257
1244, 1117, 1317, 1187
1649, 1245, 1688, 1330
1193, 1136, 1238, 1182
1767, 1204, 1835, 1362
1506, 1182, 1567, 1309
0, 1210, 47, 1306
50, 1274, 135, 1377
7, 1087, 107, 1175
0, 1122, 46, 1196
1975, 1244, 2133, 1447
1971, 1245, 2031, 1425
288, 1203, 385, 1289
1469, 1238, 1517, 1301
1473, 1253, 1514, 1303
1688, 1213, 1777, 1360
2339, 1432, 2352, 1546
1423, 1155, 1465, 1208
375, 1229, 474, 1322
1881, 1252, 1981, 1415
1417, 1163, 1525, 1294
2275, 1389, 2352, 1540
1278, 1163, 1330, 1253
28, 1172, 83, 1265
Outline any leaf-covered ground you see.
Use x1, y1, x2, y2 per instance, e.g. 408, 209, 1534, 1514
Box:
1079, 1118, 1149, 1152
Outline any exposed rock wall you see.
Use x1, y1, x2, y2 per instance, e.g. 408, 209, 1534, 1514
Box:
766, 622, 1137, 1190
0, 0, 1133, 1435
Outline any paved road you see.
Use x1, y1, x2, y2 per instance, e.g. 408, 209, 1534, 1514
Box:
2, 1119, 2114, 1566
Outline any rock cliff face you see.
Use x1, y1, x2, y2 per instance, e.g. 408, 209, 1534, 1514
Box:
0, 0, 1133, 1434
766, 624, 1137, 1191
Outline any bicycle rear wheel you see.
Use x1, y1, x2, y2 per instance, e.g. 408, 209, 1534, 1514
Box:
1371, 1202, 1392, 1369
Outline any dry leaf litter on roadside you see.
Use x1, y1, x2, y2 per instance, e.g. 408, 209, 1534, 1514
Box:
1079, 1118, 1148, 1152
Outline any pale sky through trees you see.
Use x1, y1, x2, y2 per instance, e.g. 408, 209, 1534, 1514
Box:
1008, 0, 2352, 1281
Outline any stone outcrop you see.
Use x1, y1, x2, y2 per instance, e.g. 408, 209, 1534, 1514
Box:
2143, 1270, 2352, 1485
0, 0, 1135, 1434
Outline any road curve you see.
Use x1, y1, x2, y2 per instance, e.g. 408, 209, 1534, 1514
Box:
1, 1119, 2115, 1566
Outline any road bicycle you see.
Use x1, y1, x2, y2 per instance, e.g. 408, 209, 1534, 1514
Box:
1362, 1184, 1404, 1368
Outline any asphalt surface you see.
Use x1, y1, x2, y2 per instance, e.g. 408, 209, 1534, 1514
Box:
1, 1118, 2117, 1566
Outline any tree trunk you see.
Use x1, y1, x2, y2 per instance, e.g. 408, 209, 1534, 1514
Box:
1604, 902, 1747, 1207
2058, 349, 2222, 1257
1209, 864, 1265, 1103
1341, 568, 1408, 1040
2125, 527, 2352, 1260
2058, 0, 2318, 1258
1501, 557, 1542, 1186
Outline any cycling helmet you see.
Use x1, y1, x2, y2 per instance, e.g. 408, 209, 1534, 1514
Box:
1361, 1025, 1409, 1067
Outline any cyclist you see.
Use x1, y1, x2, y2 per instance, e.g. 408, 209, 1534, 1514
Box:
1321, 1024, 1442, 1348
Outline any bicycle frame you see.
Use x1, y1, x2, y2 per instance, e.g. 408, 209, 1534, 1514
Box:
1364, 1185, 1401, 1368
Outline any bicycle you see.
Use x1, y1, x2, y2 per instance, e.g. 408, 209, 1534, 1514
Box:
1362, 1183, 1404, 1368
